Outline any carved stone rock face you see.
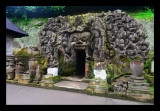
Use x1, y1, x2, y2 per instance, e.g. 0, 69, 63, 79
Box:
70, 32, 91, 49
39, 10, 149, 69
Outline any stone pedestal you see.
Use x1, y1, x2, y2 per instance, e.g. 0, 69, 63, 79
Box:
87, 79, 108, 94
7, 72, 15, 80
39, 75, 54, 87
15, 73, 21, 80
18, 74, 31, 84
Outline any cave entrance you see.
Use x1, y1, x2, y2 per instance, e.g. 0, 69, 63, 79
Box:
76, 49, 86, 78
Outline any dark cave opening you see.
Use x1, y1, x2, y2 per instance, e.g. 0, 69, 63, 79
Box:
76, 49, 86, 78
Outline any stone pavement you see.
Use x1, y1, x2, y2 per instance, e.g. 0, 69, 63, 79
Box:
54, 81, 89, 90
6, 83, 153, 105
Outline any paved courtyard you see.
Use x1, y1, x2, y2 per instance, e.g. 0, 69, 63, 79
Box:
6, 83, 153, 105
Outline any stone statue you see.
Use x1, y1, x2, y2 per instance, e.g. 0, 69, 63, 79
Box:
34, 63, 43, 82
28, 58, 36, 77
15, 61, 25, 80
6, 61, 16, 80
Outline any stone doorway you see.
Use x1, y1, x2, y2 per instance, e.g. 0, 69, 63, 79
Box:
76, 49, 86, 78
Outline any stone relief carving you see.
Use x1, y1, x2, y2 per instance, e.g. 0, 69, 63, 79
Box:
39, 10, 149, 68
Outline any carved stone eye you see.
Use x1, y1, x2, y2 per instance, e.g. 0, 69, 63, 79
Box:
73, 37, 78, 42
62, 37, 67, 41
82, 37, 87, 42
62, 41, 67, 48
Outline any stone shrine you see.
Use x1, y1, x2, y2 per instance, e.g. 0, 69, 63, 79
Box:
39, 10, 149, 79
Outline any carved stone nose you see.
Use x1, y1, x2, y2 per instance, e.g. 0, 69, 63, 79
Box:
76, 40, 83, 44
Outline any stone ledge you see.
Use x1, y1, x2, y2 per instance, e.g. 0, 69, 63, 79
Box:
127, 92, 154, 101
39, 80, 54, 87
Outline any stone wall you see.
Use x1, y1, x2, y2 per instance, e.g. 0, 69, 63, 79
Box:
136, 19, 154, 51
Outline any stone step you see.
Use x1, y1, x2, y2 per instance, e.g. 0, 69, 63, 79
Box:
127, 85, 150, 91
130, 79, 145, 83
127, 89, 151, 94
127, 92, 153, 101
128, 82, 149, 87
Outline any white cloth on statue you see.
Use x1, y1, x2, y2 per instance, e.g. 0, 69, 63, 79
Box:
151, 61, 154, 73
47, 68, 58, 76
94, 69, 107, 80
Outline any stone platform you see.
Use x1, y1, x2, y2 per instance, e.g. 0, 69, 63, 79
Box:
87, 79, 108, 94
54, 81, 89, 90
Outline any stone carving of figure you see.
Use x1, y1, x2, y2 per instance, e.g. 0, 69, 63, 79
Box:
34, 63, 43, 82
49, 58, 59, 68
81, 32, 91, 58
6, 61, 16, 80
15, 61, 25, 80
92, 30, 103, 59
28, 58, 36, 77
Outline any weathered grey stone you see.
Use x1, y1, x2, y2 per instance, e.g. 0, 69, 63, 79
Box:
54, 81, 89, 90
6, 61, 16, 80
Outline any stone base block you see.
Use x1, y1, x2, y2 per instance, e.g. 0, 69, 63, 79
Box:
39, 80, 54, 87
94, 86, 108, 94
127, 92, 154, 101
20, 74, 30, 79
15, 74, 21, 80
89, 85, 108, 94
86, 88, 94, 93
6, 79, 18, 83
7, 74, 15, 80
18, 79, 30, 84
88, 79, 108, 94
